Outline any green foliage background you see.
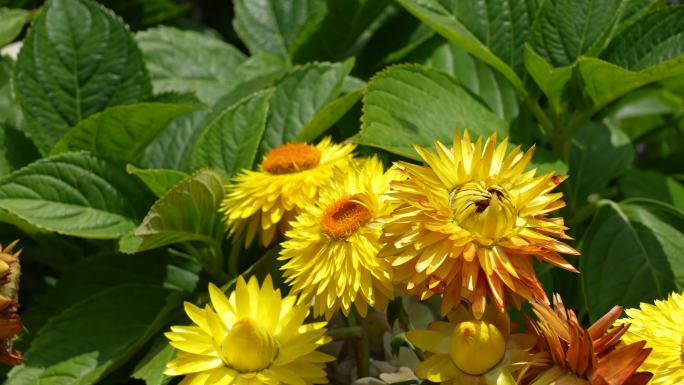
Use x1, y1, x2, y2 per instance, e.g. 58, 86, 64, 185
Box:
0, 0, 683, 384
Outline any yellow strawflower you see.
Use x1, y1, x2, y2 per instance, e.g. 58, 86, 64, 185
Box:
618, 292, 684, 385
406, 304, 541, 385
279, 157, 395, 319
164, 275, 333, 385
220, 137, 355, 247
380, 130, 578, 316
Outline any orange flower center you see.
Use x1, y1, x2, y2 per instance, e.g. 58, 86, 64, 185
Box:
321, 196, 372, 240
262, 143, 322, 174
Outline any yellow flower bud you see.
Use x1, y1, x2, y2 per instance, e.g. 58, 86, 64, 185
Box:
221, 317, 278, 372
449, 320, 506, 375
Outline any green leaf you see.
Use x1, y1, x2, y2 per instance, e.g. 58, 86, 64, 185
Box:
530, 147, 568, 175
405, 36, 519, 122
0, 56, 20, 127
20, 251, 200, 342
233, 0, 327, 61
131, 336, 175, 385
292, 0, 391, 62
568, 121, 634, 208
575, 6, 684, 110
619, 169, 684, 211
15, 0, 151, 154
355, 64, 507, 160
524, 45, 574, 115
601, 5, 684, 71
127, 165, 188, 198
528, 0, 626, 67
97, 0, 190, 29
51, 103, 200, 164
0, 7, 29, 47
189, 89, 273, 176
296, 86, 365, 142
395, 0, 535, 93
577, 56, 684, 114
0, 123, 40, 177
581, 199, 684, 321
0, 152, 152, 238
6, 285, 180, 385
258, 60, 354, 156
136, 26, 286, 104
119, 169, 225, 254
141, 111, 209, 171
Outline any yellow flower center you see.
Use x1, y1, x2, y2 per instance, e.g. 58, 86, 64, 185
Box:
221, 317, 278, 372
262, 143, 322, 174
321, 195, 372, 240
449, 320, 506, 375
450, 182, 517, 241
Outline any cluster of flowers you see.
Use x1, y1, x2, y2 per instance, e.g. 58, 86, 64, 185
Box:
165, 132, 682, 385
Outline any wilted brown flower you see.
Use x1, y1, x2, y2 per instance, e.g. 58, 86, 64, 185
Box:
0, 240, 22, 365
525, 294, 652, 385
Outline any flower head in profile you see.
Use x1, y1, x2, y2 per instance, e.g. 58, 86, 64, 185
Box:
280, 157, 395, 319
165, 275, 333, 385
526, 294, 652, 385
0, 240, 22, 365
220, 137, 355, 247
380, 130, 578, 316
406, 303, 542, 385
617, 292, 684, 385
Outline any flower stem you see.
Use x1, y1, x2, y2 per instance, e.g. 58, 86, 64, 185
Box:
326, 326, 365, 339
346, 309, 370, 378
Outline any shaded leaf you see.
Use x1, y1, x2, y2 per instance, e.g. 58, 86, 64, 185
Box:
568, 121, 634, 208
98, 0, 190, 29
619, 169, 684, 211
293, 0, 391, 62
132, 336, 175, 385
0, 123, 40, 177
6, 285, 180, 385
15, 0, 151, 154
581, 199, 684, 321
355, 64, 507, 160
233, 0, 327, 61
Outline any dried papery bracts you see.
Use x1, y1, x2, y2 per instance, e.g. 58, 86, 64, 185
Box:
525, 295, 652, 385
0, 240, 22, 365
